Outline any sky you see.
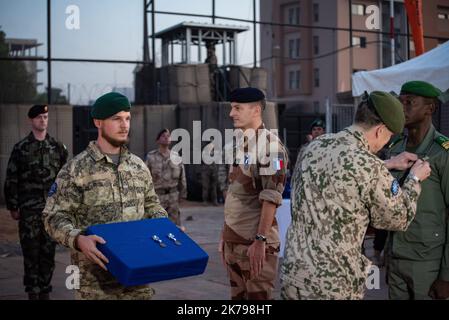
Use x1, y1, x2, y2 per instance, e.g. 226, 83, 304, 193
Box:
0, 0, 260, 104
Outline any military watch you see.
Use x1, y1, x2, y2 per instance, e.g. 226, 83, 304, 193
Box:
407, 172, 420, 183
255, 234, 267, 242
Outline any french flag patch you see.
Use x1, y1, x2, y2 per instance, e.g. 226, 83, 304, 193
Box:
272, 158, 284, 170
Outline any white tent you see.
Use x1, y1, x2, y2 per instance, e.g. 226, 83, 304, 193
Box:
352, 40, 449, 97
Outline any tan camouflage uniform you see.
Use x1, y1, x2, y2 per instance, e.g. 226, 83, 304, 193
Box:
43, 141, 167, 300
223, 124, 288, 300
280, 125, 422, 300
145, 150, 187, 226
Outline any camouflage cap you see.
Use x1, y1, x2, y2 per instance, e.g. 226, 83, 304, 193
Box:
91, 92, 131, 120
400, 81, 443, 100
368, 91, 405, 134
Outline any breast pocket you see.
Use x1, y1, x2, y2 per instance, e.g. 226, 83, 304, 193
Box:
169, 161, 181, 179
83, 180, 115, 207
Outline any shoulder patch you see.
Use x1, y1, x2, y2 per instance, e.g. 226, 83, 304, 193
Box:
48, 182, 58, 197
435, 135, 449, 151
391, 179, 400, 196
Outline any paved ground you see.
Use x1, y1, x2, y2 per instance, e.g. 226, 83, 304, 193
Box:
0, 203, 388, 300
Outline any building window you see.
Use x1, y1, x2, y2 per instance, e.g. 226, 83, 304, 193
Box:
288, 70, 300, 90
288, 38, 300, 58
352, 36, 366, 48
313, 3, 319, 22
287, 6, 300, 25
313, 36, 319, 55
352, 4, 365, 16
314, 68, 320, 87
437, 6, 449, 19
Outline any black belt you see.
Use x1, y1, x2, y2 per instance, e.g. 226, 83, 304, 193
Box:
156, 187, 178, 195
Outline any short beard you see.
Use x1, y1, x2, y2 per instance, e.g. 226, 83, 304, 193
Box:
101, 128, 129, 148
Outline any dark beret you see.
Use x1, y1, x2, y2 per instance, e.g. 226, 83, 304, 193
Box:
229, 87, 265, 103
310, 119, 325, 130
28, 105, 48, 119
91, 92, 131, 120
369, 91, 405, 134
400, 81, 442, 99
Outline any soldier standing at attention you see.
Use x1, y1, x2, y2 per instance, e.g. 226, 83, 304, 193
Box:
43, 92, 167, 300
219, 87, 289, 300
4, 104, 68, 300
145, 129, 187, 229
386, 81, 449, 300
281, 91, 432, 300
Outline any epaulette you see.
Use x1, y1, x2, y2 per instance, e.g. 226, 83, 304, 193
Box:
435, 135, 449, 151
387, 134, 404, 149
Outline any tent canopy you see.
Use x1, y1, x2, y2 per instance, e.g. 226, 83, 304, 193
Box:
352, 41, 449, 97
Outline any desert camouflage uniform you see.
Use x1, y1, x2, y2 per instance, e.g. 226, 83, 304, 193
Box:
281, 125, 422, 300
43, 141, 167, 300
4, 132, 68, 294
145, 150, 187, 225
223, 124, 288, 300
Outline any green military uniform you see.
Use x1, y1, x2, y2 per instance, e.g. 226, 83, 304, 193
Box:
4, 132, 68, 295
223, 123, 289, 300
43, 141, 168, 300
145, 149, 186, 225
387, 126, 449, 299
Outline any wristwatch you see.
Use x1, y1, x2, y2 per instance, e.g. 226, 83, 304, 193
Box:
407, 172, 420, 183
255, 234, 267, 242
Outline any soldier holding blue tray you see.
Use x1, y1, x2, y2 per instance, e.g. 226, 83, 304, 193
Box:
43, 92, 168, 300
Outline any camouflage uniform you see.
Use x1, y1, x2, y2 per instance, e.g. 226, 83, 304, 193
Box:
43, 141, 167, 300
386, 125, 449, 299
280, 125, 421, 300
145, 150, 186, 226
223, 125, 288, 300
4, 132, 68, 294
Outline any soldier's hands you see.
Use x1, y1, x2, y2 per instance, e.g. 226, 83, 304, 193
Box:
9, 210, 20, 221
247, 241, 265, 279
385, 152, 418, 170
428, 279, 449, 299
76, 235, 109, 271
410, 159, 431, 181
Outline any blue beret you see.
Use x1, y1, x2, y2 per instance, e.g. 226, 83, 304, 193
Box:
229, 87, 265, 103
28, 105, 48, 118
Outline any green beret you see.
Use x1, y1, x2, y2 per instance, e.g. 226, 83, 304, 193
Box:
400, 81, 442, 99
310, 119, 325, 130
369, 91, 405, 134
91, 92, 131, 119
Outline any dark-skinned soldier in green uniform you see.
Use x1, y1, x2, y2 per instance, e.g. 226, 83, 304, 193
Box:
386, 81, 449, 300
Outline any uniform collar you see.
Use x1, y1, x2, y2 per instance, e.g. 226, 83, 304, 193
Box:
27, 131, 50, 143
408, 124, 436, 155
345, 125, 370, 151
87, 141, 131, 164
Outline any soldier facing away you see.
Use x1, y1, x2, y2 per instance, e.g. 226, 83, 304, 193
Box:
145, 129, 187, 228
281, 91, 432, 299
4, 104, 68, 300
219, 87, 289, 300
43, 92, 167, 300
386, 81, 449, 300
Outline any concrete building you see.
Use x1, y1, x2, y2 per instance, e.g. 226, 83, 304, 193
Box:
260, 0, 449, 113
5, 38, 43, 88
